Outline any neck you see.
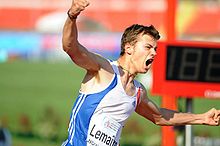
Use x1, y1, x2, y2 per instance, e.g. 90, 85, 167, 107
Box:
117, 60, 136, 76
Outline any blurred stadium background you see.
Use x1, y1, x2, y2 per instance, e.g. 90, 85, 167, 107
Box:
0, 0, 220, 146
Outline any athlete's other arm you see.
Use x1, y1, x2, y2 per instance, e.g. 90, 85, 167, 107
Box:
62, 0, 102, 72
135, 85, 220, 126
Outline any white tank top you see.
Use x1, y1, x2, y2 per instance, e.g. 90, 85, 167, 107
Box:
62, 60, 141, 146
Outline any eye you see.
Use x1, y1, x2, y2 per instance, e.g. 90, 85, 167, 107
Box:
145, 45, 151, 50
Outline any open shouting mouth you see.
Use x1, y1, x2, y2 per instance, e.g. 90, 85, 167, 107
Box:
146, 58, 154, 66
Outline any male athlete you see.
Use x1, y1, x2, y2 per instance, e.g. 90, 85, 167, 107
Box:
61, 0, 220, 146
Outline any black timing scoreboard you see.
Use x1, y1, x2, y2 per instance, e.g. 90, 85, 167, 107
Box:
152, 41, 220, 98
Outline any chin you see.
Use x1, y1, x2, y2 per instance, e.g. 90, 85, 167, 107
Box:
141, 68, 149, 74
145, 69, 150, 73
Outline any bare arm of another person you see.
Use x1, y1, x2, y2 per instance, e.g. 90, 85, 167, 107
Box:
135, 85, 220, 126
62, 0, 103, 72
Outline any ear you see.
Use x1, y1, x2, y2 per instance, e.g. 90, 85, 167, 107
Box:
124, 43, 134, 55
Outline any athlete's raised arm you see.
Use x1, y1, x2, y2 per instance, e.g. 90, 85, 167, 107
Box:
135, 85, 220, 126
62, 0, 102, 72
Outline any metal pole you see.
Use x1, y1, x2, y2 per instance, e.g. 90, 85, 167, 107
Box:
185, 98, 193, 146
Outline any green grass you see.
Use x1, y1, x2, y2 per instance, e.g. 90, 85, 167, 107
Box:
0, 59, 219, 146
13, 136, 58, 146
0, 59, 85, 145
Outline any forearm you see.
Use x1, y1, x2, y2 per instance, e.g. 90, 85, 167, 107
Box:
157, 108, 204, 126
136, 89, 219, 126
62, 17, 78, 52
62, 0, 89, 52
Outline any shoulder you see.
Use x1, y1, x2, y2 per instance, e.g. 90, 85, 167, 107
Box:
134, 81, 149, 108
85, 54, 117, 84
81, 55, 117, 93
138, 82, 148, 98
88, 53, 114, 74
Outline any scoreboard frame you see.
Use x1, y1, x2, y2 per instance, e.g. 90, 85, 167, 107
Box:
152, 41, 220, 98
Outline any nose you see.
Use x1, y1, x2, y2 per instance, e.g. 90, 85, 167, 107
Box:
151, 49, 157, 56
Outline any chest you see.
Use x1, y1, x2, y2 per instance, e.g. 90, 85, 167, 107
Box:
93, 84, 138, 123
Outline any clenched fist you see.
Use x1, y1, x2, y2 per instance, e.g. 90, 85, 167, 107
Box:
68, 0, 90, 19
203, 108, 220, 126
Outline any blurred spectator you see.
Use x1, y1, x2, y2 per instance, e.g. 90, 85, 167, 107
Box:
36, 106, 61, 141
18, 114, 33, 137
0, 122, 11, 146
0, 49, 8, 63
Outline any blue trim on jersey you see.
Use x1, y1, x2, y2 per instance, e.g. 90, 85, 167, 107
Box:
65, 74, 118, 146
69, 94, 87, 144
68, 93, 85, 133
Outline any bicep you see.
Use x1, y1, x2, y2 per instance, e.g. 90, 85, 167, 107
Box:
135, 91, 162, 124
66, 43, 101, 71
62, 19, 101, 72
136, 97, 180, 125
